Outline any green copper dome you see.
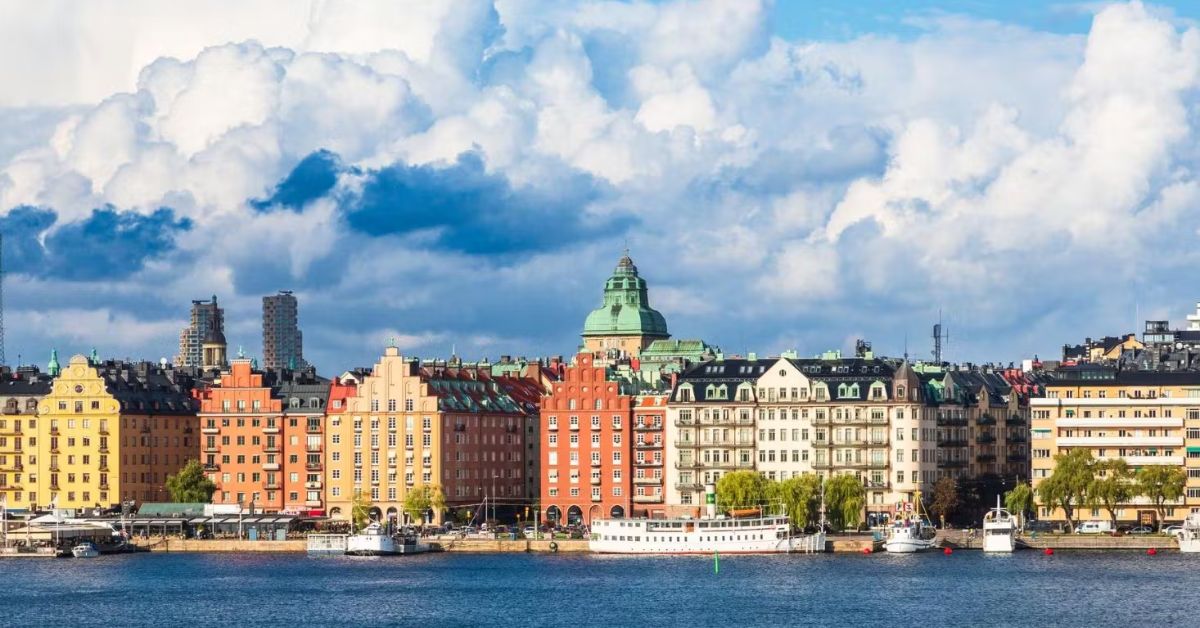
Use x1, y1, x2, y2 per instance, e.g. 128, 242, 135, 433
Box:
581, 253, 669, 338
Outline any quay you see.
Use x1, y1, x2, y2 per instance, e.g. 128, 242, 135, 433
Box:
937, 530, 1180, 551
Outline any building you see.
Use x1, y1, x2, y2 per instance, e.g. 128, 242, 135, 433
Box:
580, 252, 670, 357
176, 296, 224, 368
262, 291, 305, 370
1061, 334, 1143, 365
632, 394, 667, 518
31, 355, 198, 510
0, 365, 54, 509
1031, 367, 1200, 526
324, 346, 542, 524
195, 360, 328, 514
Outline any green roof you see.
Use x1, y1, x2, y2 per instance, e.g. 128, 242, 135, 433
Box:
581, 253, 669, 338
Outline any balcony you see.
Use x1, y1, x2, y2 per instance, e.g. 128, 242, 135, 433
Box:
633, 495, 662, 503
201, 427, 219, 434
634, 459, 662, 467
674, 461, 701, 470
633, 477, 658, 485
976, 453, 996, 463
635, 441, 659, 449
675, 482, 703, 492
203, 446, 219, 453
1008, 433, 1028, 443
937, 437, 968, 447
305, 481, 322, 489
1006, 452, 1026, 462
1008, 414, 1027, 426
936, 416, 968, 427
1123, 455, 1184, 466
633, 424, 659, 432
49, 428, 59, 436
978, 414, 997, 426
673, 417, 694, 427
264, 483, 281, 491
590, 459, 602, 467
569, 423, 579, 431
263, 463, 281, 471
812, 460, 831, 469
977, 434, 996, 445
590, 476, 601, 485
306, 444, 322, 452
591, 493, 602, 502
864, 480, 890, 489
263, 426, 280, 435
306, 463, 322, 471
937, 459, 967, 469
306, 424, 321, 434
305, 500, 323, 507
204, 464, 220, 472
98, 483, 109, 491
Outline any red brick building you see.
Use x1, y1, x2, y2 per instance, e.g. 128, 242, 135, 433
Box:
632, 394, 667, 518
541, 353, 635, 526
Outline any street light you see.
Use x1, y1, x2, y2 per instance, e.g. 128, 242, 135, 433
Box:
491, 475, 498, 524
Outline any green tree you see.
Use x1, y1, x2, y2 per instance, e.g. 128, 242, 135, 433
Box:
1088, 459, 1134, 529
403, 486, 432, 523
824, 474, 865, 531
1136, 465, 1186, 531
1004, 483, 1035, 528
929, 477, 959, 527
351, 490, 374, 531
715, 470, 771, 511
771, 474, 822, 529
1037, 448, 1094, 532
165, 459, 216, 503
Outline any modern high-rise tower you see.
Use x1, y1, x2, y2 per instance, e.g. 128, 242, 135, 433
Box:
262, 291, 305, 370
175, 296, 224, 368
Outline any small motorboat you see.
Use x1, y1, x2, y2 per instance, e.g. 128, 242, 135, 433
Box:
71, 542, 101, 558
982, 497, 1016, 553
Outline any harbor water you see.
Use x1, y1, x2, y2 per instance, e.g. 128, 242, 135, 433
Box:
0, 551, 1191, 626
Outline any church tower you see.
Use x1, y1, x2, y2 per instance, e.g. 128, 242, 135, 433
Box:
201, 295, 228, 369
580, 251, 670, 357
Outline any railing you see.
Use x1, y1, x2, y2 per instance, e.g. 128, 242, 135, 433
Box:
976, 453, 996, 462
937, 459, 967, 468
978, 414, 997, 426
1009, 434, 1028, 443
1006, 452, 1026, 462
674, 461, 701, 470
633, 477, 658, 485
937, 438, 968, 447
632, 495, 662, 503
675, 482, 703, 492
1008, 415, 1027, 426
635, 441, 660, 449
306, 463, 322, 471
977, 434, 996, 444
936, 416, 968, 427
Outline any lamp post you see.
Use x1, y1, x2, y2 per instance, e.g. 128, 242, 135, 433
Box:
492, 474, 498, 525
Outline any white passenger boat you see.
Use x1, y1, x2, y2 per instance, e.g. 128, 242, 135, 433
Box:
1177, 512, 1200, 553
885, 515, 936, 553
590, 508, 824, 555
982, 498, 1016, 553
345, 522, 399, 556
71, 541, 101, 558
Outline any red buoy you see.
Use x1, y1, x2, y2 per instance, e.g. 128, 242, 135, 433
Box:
862, 547, 872, 554
1148, 548, 1157, 556
943, 547, 953, 555
1044, 548, 1054, 555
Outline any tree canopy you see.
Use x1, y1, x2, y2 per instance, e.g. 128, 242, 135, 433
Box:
715, 470, 772, 511
1037, 448, 1093, 531
928, 477, 959, 526
351, 490, 374, 531
824, 474, 865, 531
1004, 483, 1035, 526
403, 485, 447, 523
1088, 459, 1134, 528
165, 459, 217, 504
1136, 465, 1186, 530
768, 474, 822, 529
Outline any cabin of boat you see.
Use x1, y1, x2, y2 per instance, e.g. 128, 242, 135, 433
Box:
590, 515, 801, 554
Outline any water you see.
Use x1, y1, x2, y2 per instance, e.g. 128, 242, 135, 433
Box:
0, 551, 1191, 627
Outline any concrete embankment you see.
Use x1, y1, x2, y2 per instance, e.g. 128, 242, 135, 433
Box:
134, 539, 307, 553
430, 538, 590, 553
937, 531, 1179, 551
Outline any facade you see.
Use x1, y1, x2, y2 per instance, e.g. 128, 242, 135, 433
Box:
196, 360, 327, 514
632, 394, 667, 518
176, 296, 224, 368
580, 253, 670, 357
0, 366, 53, 509
262, 291, 305, 370
325, 347, 541, 524
1031, 367, 1200, 525
31, 355, 198, 510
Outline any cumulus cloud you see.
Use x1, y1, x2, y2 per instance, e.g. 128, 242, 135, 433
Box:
1, 0, 1198, 370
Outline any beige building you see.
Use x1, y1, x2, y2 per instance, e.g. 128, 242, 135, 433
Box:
1031, 368, 1197, 525
324, 347, 543, 524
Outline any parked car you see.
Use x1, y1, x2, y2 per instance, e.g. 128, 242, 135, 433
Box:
522, 526, 536, 538
1165, 525, 1184, 536
1128, 526, 1154, 535
1075, 520, 1114, 534
1026, 520, 1061, 533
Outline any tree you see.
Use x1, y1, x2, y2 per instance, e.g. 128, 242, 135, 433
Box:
1004, 483, 1035, 528
1088, 459, 1134, 529
1037, 449, 1094, 532
770, 474, 822, 530
929, 477, 959, 527
165, 459, 216, 503
403, 486, 432, 524
824, 474, 865, 531
351, 490, 374, 531
715, 470, 771, 511
1136, 465, 1186, 531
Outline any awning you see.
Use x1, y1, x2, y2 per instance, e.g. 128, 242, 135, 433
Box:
1187, 446, 1200, 454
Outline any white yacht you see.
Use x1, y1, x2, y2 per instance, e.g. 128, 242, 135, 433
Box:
982, 498, 1016, 553
71, 541, 101, 558
885, 516, 936, 553
1176, 512, 1200, 553
590, 512, 824, 554
345, 522, 399, 556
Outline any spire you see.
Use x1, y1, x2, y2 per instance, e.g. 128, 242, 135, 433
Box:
48, 349, 60, 377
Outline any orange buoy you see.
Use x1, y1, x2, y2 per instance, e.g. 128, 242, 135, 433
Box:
1148, 548, 1157, 556
1044, 548, 1054, 556
943, 547, 953, 555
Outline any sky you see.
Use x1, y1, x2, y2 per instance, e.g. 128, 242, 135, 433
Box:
1, 0, 1200, 373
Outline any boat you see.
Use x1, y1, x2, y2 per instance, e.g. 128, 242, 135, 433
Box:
884, 516, 936, 553
982, 497, 1016, 553
590, 502, 825, 555
345, 522, 400, 556
71, 542, 101, 558
1177, 512, 1200, 553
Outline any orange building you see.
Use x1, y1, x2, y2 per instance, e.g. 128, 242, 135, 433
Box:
196, 359, 328, 514
541, 353, 636, 526
632, 394, 667, 518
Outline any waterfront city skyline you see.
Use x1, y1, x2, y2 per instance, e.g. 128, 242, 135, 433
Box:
3, 1, 1200, 374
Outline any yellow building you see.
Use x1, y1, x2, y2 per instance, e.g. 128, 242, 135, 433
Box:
1031, 368, 1198, 526
30, 355, 199, 510
0, 365, 53, 509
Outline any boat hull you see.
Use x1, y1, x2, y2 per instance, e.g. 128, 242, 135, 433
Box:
983, 530, 1015, 552
884, 539, 934, 553
345, 536, 399, 556
589, 516, 823, 555
1178, 536, 1200, 553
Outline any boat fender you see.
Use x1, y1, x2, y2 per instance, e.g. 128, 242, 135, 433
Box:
1147, 548, 1157, 556
549, 541, 559, 553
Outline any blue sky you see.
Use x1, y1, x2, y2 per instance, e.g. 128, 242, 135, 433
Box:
1, 0, 1199, 373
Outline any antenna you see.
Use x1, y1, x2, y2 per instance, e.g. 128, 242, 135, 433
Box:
0, 232, 6, 366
